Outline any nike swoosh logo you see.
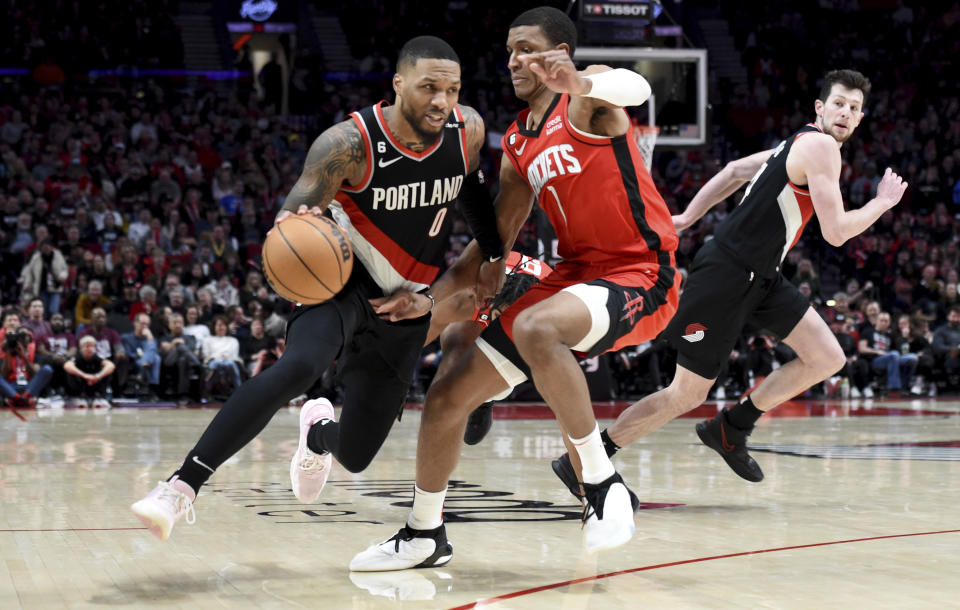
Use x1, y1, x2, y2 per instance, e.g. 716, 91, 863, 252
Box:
719, 422, 736, 452
192, 455, 215, 473
378, 156, 402, 168
682, 330, 705, 342
514, 140, 527, 155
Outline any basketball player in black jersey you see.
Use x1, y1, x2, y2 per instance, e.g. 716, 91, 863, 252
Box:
131, 36, 507, 540
552, 69, 909, 494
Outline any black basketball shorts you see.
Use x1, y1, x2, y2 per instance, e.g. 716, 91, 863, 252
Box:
663, 239, 809, 379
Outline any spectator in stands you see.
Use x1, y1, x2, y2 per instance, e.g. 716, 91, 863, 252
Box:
127, 208, 153, 248
859, 311, 916, 397
35, 311, 76, 395
9, 212, 34, 254
63, 335, 114, 408
74, 280, 111, 330
20, 238, 69, 314
183, 304, 211, 343
791, 258, 821, 299
1, 326, 52, 408
78, 307, 129, 396
122, 312, 161, 398
21, 297, 52, 339
833, 316, 863, 397
201, 315, 243, 396
937, 282, 959, 325
159, 312, 202, 405
932, 305, 960, 391
892, 313, 924, 395
241, 317, 279, 376
129, 284, 159, 321
207, 275, 238, 309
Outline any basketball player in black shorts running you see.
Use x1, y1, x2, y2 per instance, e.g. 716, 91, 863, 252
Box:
553, 69, 909, 494
131, 36, 509, 540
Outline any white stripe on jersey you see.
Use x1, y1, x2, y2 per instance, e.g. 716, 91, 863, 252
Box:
328, 202, 429, 295
776, 184, 803, 264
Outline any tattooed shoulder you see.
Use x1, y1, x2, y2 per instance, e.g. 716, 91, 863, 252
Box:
459, 104, 486, 168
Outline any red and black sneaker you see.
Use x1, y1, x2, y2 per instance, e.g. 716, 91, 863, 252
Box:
696, 409, 764, 482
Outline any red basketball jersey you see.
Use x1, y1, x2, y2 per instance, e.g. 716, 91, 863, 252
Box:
501, 94, 677, 286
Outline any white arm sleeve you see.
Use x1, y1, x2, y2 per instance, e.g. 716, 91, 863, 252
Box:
582, 69, 652, 107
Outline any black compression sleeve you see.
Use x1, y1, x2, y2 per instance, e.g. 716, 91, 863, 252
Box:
458, 169, 503, 261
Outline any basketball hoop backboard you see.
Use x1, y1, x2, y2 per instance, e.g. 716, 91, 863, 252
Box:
574, 47, 707, 146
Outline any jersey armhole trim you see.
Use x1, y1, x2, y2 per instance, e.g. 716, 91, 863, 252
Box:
453, 106, 469, 174
340, 112, 374, 193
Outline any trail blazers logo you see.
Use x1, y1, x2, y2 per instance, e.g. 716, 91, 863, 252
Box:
682, 323, 707, 342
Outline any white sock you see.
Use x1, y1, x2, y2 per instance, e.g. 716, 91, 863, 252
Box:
407, 485, 446, 530
570, 424, 616, 484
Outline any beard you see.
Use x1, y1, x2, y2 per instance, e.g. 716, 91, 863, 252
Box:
399, 100, 444, 145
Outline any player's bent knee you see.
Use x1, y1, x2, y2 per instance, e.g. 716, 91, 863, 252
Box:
511, 311, 556, 352
825, 343, 847, 377
338, 452, 374, 474
665, 378, 710, 413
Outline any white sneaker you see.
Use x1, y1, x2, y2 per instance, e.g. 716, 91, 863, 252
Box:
130, 476, 196, 540
350, 524, 453, 571
715, 386, 726, 400
910, 379, 923, 396
290, 398, 335, 503
68, 397, 90, 408
91, 398, 112, 409
863, 387, 874, 399
581, 473, 636, 554
850, 386, 862, 399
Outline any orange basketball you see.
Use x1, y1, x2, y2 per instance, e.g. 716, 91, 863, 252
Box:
262, 215, 354, 304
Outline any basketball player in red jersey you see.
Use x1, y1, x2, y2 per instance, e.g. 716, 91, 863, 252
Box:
350, 6, 680, 569
552, 69, 909, 497
131, 36, 508, 540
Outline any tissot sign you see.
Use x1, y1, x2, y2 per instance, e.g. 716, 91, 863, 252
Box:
582, 1, 652, 19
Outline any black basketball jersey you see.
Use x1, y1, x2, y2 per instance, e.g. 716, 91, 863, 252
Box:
713, 124, 820, 277
329, 101, 469, 295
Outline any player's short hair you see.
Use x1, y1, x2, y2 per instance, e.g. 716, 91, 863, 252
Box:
819, 69, 871, 105
396, 36, 460, 72
510, 6, 577, 56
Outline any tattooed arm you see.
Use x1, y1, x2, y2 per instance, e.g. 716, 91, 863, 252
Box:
274, 119, 367, 224
461, 104, 485, 173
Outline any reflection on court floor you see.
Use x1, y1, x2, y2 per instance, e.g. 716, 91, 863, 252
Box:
2, 399, 959, 608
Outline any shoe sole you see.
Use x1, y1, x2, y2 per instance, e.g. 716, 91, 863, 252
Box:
130, 502, 171, 540
695, 421, 764, 483
585, 522, 635, 554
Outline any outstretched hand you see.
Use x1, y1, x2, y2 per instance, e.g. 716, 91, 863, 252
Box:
369, 290, 432, 322
517, 51, 588, 95
875, 167, 909, 210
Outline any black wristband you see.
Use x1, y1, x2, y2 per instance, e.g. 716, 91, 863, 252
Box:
458, 169, 503, 261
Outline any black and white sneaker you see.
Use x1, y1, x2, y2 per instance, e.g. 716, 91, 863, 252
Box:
350, 524, 453, 572
552, 453, 641, 511
581, 472, 636, 554
463, 402, 494, 446
696, 409, 764, 482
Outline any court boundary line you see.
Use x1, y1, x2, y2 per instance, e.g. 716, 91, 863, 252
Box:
0, 527, 147, 534
448, 528, 960, 609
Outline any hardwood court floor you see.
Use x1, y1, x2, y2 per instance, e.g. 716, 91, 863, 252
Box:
2, 398, 959, 609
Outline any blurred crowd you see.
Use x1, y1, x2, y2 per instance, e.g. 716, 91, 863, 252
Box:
2, 1, 959, 407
